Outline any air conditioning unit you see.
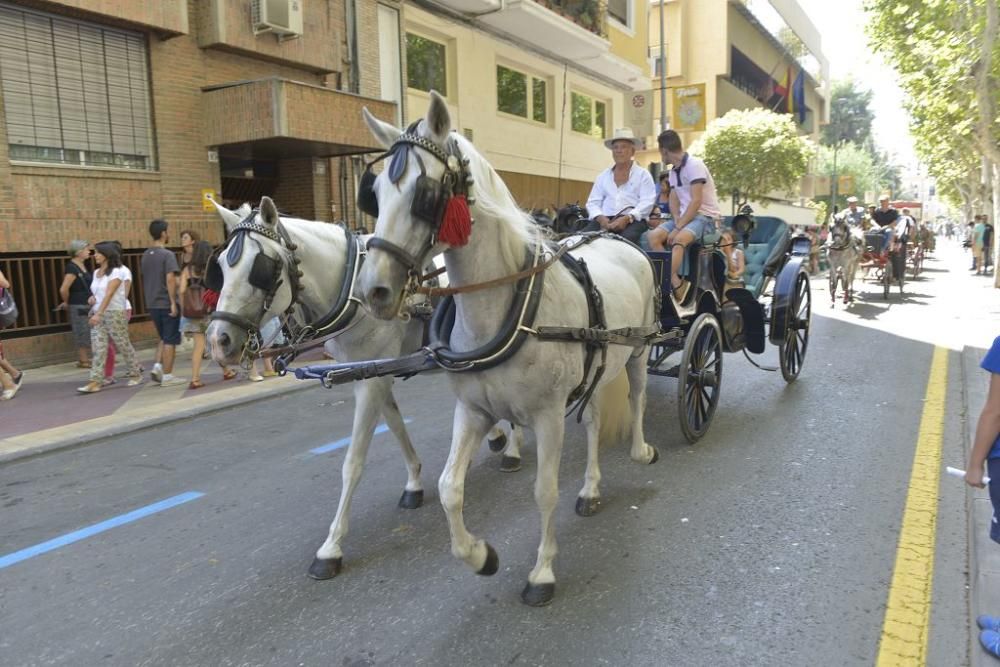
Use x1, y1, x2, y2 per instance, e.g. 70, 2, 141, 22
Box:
252, 0, 303, 38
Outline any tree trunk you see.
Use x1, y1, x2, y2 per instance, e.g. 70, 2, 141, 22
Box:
993, 162, 1000, 289
975, 0, 1000, 167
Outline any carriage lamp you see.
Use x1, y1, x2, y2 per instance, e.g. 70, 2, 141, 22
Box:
732, 205, 756, 247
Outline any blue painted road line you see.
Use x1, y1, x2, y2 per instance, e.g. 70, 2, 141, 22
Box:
0, 491, 205, 571
310, 419, 413, 455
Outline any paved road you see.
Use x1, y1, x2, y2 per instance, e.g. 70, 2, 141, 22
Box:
0, 244, 986, 666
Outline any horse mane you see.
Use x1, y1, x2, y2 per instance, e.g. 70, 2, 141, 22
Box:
451, 131, 542, 269
274, 213, 345, 249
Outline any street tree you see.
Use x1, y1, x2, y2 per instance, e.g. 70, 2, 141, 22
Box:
692, 108, 814, 212
821, 80, 875, 147
867, 0, 1000, 285
815, 143, 882, 210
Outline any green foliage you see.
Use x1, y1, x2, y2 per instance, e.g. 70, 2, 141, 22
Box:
692, 108, 814, 207
815, 143, 882, 209
866, 0, 1000, 212
822, 80, 875, 147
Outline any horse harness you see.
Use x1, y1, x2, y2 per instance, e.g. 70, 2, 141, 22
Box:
206, 209, 366, 369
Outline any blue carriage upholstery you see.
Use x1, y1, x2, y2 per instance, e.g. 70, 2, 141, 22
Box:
723, 215, 789, 298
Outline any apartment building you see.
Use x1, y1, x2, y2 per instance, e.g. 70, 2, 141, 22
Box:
401, 0, 651, 211
641, 0, 830, 222
0, 0, 399, 364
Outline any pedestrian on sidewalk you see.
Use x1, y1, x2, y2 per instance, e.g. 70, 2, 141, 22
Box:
179, 240, 235, 389
179, 229, 200, 270
984, 217, 994, 272
974, 216, 987, 275
77, 242, 142, 394
141, 219, 185, 387
100, 241, 135, 386
0, 268, 24, 401
57, 240, 93, 369
965, 335, 1000, 659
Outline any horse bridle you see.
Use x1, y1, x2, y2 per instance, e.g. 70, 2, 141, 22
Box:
828, 220, 854, 251
207, 210, 304, 355
358, 122, 475, 282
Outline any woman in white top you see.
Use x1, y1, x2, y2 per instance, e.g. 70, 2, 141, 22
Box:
720, 229, 746, 294
78, 242, 143, 394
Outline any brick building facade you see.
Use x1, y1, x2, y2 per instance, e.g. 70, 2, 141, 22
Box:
0, 0, 399, 365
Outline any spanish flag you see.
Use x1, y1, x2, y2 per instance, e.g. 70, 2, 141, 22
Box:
774, 67, 789, 98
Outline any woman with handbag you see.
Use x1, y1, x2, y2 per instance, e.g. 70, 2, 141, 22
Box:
58, 240, 93, 368
0, 268, 23, 400
179, 240, 234, 389
77, 242, 142, 394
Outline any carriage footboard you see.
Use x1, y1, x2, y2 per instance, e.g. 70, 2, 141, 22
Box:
294, 352, 438, 387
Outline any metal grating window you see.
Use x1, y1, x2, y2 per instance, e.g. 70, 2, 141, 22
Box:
0, 2, 155, 170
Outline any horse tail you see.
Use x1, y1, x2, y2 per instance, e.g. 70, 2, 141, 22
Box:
597, 368, 631, 447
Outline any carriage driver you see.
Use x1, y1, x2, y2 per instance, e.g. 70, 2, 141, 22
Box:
871, 194, 900, 254
646, 129, 721, 303
838, 196, 866, 227
583, 128, 656, 246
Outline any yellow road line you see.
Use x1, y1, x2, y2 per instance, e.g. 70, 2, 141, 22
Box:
877, 345, 949, 666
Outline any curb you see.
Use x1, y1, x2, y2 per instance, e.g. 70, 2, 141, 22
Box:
0, 378, 319, 466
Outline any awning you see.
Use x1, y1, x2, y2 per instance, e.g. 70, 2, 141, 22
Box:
202, 78, 397, 158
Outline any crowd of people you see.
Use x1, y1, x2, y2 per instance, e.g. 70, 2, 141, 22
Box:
0, 217, 286, 402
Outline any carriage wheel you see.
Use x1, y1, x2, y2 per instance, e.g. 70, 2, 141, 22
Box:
779, 272, 811, 383
677, 313, 723, 443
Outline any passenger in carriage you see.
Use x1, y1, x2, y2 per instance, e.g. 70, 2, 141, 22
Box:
839, 196, 866, 227
646, 129, 722, 303
871, 195, 900, 254
582, 128, 656, 246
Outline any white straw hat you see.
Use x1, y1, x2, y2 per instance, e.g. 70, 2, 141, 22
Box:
604, 128, 641, 149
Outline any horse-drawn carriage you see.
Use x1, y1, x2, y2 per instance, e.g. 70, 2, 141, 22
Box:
205, 93, 813, 606
643, 211, 811, 442
860, 230, 905, 299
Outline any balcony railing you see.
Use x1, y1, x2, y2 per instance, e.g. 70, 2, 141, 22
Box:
536, 0, 608, 38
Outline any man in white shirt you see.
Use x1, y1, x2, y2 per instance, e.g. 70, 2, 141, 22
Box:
646, 130, 721, 302
838, 196, 866, 227
582, 128, 656, 246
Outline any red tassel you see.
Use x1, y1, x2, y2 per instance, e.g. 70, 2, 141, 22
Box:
438, 195, 473, 246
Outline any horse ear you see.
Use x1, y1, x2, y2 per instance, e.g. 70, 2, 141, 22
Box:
363, 107, 400, 150
259, 196, 280, 227
210, 198, 242, 233
425, 90, 451, 144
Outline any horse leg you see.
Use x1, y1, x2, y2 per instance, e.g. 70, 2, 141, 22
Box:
500, 423, 523, 473
380, 380, 424, 509
486, 424, 507, 452
309, 379, 386, 580
575, 401, 602, 517
439, 403, 497, 574
626, 354, 658, 464
523, 409, 566, 606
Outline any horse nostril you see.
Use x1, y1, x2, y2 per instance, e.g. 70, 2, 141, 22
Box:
371, 286, 392, 306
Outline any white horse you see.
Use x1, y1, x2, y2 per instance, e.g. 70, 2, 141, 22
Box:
357, 92, 659, 606
206, 197, 522, 580
826, 217, 862, 306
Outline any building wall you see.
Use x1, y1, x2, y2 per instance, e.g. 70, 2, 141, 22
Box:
402, 4, 629, 206
608, 0, 649, 70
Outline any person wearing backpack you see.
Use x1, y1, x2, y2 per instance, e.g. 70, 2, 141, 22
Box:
179, 240, 234, 389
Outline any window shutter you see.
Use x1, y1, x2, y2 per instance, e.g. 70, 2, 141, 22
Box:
0, 1, 153, 168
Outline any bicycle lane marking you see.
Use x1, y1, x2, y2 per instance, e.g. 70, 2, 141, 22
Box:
876, 345, 948, 665
0, 491, 205, 571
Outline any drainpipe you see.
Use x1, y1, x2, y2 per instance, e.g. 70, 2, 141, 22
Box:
345, 0, 360, 94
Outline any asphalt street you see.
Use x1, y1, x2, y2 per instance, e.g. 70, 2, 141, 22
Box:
0, 244, 986, 666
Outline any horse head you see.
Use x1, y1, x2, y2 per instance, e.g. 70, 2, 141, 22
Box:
207, 196, 295, 364
357, 91, 467, 320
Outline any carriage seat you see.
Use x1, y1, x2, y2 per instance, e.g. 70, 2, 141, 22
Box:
727, 216, 789, 298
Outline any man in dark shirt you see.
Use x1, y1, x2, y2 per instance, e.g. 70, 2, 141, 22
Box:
871, 195, 899, 254
985, 216, 995, 271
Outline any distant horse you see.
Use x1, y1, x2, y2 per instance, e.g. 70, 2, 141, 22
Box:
205, 198, 522, 580
826, 217, 862, 306
357, 92, 660, 606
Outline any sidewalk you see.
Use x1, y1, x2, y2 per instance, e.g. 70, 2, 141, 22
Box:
0, 341, 327, 464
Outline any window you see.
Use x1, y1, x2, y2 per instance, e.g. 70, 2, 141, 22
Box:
496, 65, 547, 123
0, 3, 155, 170
571, 92, 607, 140
406, 33, 447, 96
608, 0, 630, 28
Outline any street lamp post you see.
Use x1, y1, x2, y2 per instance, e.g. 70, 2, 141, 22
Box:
659, 0, 667, 132
831, 141, 839, 215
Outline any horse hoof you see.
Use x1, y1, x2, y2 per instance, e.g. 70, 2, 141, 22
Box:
521, 582, 556, 607
575, 496, 601, 517
499, 456, 522, 473
487, 434, 507, 452
648, 447, 659, 465
307, 556, 343, 580
398, 489, 424, 509
476, 543, 499, 576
